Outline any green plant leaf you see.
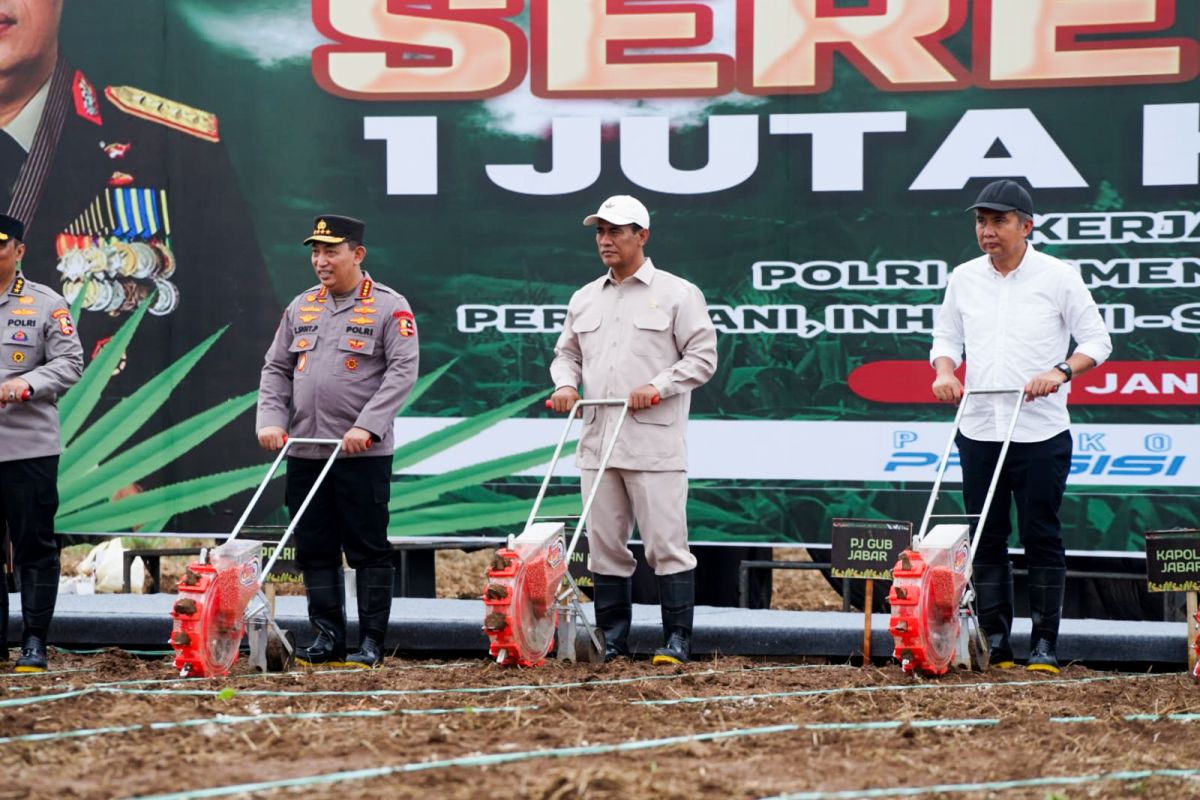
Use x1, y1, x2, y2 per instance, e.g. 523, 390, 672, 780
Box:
59, 296, 155, 443
389, 442, 576, 512
390, 493, 581, 538
392, 392, 544, 472
399, 357, 457, 415
136, 516, 175, 534
687, 497, 754, 526
55, 464, 279, 532
67, 275, 92, 320
58, 391, 258, 515
59, 327, 228, 481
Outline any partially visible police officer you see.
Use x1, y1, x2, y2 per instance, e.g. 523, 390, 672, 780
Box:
256, 215, 419, 668
0, 212, 83, 672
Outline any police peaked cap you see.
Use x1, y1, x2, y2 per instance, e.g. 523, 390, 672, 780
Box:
304, 214, 366, 246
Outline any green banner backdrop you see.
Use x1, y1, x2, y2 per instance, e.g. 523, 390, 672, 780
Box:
35, 0, 1199, 551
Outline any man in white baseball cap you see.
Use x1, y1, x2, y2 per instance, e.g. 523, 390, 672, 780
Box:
550, 194, 718, 665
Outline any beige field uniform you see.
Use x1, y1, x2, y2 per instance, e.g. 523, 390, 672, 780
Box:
550, 259, 717, 576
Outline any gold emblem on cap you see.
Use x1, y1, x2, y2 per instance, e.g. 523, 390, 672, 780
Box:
315, 219, 329, 235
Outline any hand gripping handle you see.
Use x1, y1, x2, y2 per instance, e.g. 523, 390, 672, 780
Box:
544, 395, 659, 409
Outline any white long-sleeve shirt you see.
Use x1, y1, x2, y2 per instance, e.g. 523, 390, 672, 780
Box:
930, 245, 1112, 443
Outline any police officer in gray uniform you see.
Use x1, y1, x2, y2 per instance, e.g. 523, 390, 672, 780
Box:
551, 195, 717, 665
0, 213, 83, 672
256, 215, 419, 668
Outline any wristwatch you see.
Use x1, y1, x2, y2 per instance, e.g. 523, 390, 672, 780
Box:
1053, 361, 1073, 382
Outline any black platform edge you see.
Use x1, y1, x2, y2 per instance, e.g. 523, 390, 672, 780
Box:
3, 596, 1189, 666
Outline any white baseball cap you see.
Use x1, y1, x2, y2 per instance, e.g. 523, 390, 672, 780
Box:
582, 195, 650, 229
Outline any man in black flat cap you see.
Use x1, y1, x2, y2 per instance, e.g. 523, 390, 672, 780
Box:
0, 212, 82, 671
929, 179, 1112, 674
256, 215, 419, 668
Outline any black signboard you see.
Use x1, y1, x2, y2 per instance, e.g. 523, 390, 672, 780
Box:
831, 518, 912, 580
240, 527, 303, 586
568, 530, 593, 598
1146, 529, 1200, 593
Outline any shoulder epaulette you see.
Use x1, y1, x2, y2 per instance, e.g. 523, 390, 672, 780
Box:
104, 86, 220, 143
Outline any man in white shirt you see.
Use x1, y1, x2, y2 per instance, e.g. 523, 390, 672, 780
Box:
550, 195, 718, 665
930, 179, 1112, 674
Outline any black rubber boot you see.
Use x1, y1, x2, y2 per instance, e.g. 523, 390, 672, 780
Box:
1026, 566, 1067, 674
15, 566, 58, 673
296, 569, 347, 665
346, 566, 394, 668
652, 570, 694, 666
973, 563, 1015, 668
591, 574, 632, 661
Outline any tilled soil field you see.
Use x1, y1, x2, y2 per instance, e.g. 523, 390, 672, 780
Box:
2, 649, 1197, 800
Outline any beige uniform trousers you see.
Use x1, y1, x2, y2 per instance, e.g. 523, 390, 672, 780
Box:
581, 467, 696, 577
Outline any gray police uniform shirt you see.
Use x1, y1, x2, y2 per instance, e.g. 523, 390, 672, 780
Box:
0, 273, 84, 462
551, 259, 717, 472
256, 275, 419, 460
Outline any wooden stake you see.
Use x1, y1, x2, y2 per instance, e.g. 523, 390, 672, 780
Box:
1188, 592, 1197, 676
862, 579, 874, 663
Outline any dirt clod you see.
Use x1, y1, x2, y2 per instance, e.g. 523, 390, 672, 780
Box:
173, 599, 197, 616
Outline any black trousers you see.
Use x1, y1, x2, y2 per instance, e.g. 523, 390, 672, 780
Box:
285, 455, 393, 572
957, 430, 1072, 570
0, 456, 60, 573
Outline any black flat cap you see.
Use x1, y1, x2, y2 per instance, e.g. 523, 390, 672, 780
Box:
0, 213, 25, 243
967, 180, 1034, 217
303, 214, 365, 246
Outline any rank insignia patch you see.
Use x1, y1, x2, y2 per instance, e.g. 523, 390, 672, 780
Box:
11, 351, 24, 363
106, 86, 219, 142
344, 356, 358, 371
73, 71, 102, 126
